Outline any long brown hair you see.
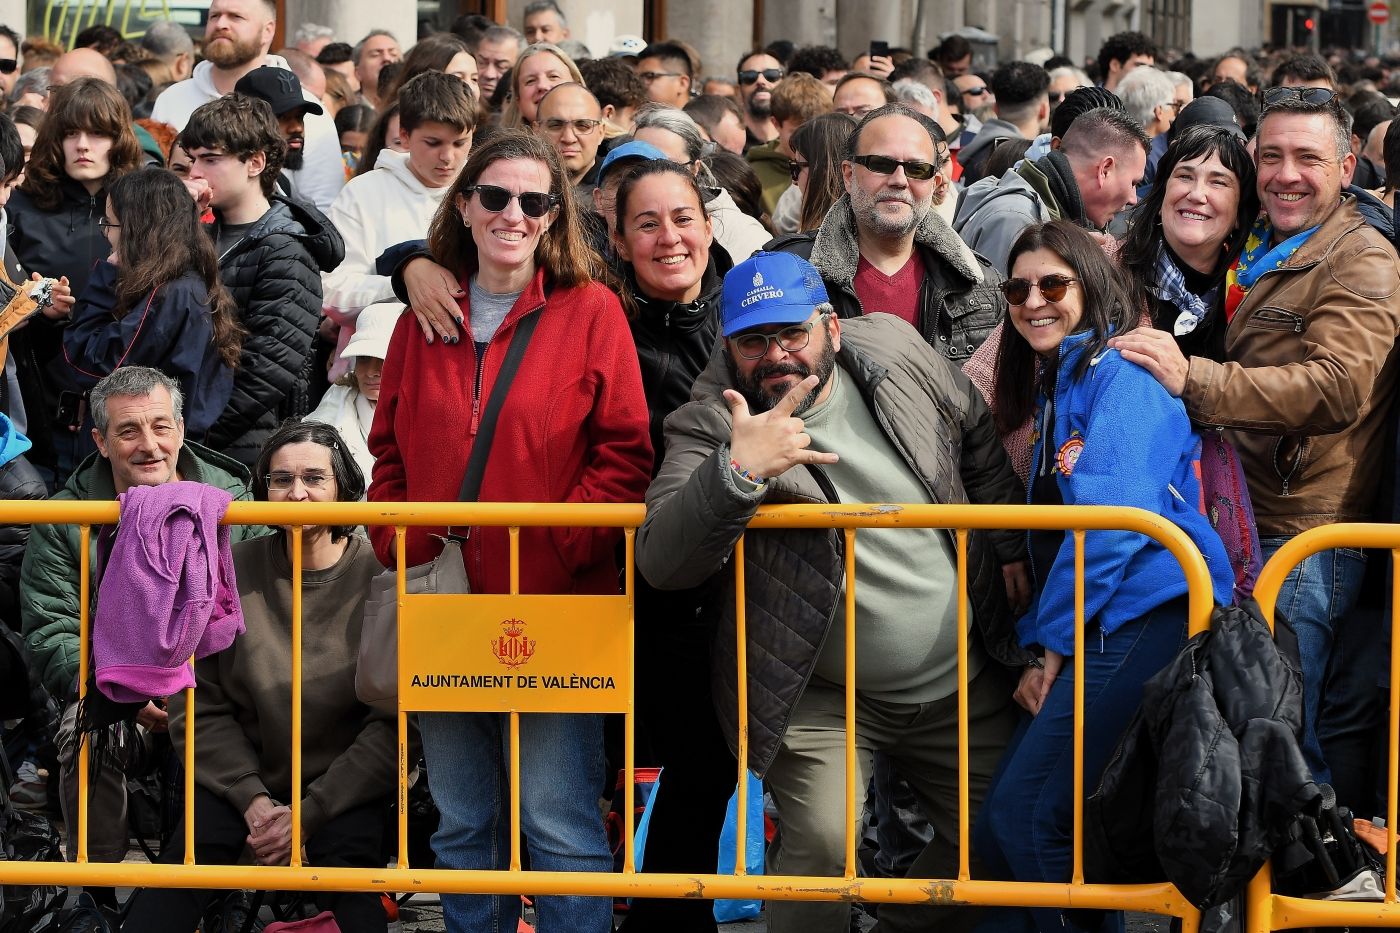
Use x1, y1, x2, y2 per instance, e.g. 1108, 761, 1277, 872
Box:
427, 129, 603, 289
792, 112, 857, 232
21, 78, 142, 211
106, 167, 243, 369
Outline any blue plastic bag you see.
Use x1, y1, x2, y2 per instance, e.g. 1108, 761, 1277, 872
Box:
714, 773, 765, 923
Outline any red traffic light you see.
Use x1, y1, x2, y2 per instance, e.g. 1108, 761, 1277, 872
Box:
1304, 16, 1314, 28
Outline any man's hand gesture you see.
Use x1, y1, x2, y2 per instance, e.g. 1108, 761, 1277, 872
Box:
724, 374, 839, 481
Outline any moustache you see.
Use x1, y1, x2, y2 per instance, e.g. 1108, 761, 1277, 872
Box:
753, 362, 810, 381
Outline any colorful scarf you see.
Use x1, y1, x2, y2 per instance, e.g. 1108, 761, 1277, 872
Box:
1224, 217, 1321, 322
1153, 245, 1215, 336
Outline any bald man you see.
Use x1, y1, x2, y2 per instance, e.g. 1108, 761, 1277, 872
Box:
535, 83, 606, 195
49, 47, 117, 88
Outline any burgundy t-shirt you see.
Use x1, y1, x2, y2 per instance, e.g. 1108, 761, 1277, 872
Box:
853, 253, 925, 329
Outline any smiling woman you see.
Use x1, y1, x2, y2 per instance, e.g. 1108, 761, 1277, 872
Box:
499, 42, 583, 130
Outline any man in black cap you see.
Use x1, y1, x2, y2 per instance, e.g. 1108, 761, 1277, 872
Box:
235, 65, 324, 180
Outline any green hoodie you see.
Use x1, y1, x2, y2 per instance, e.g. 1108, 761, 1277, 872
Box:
20, 441, 263, 700
745, 139, 791, 215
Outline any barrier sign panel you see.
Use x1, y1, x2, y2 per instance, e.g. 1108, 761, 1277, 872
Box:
398, 594, 630, 713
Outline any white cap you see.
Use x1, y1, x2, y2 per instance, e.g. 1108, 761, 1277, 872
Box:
340, 304, 399, 361
609, 35, 646, 57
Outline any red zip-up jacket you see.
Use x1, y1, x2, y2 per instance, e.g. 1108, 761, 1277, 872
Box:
367, 265, 652, 596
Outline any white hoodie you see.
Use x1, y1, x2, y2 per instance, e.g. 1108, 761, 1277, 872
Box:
321, 148, 451, 380
151, 56, 344, 213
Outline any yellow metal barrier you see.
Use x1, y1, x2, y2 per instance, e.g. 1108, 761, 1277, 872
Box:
0, 499, 1214, 923
1247, 524, 1400, 933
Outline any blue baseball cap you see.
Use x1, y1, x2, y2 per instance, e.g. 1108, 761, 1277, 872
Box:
597, 140, 667, 185
722, 252, 830, 337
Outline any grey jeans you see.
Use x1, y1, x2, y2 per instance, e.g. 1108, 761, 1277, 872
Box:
764, 667, 1017, 933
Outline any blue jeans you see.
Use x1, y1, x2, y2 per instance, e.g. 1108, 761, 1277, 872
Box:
419, 711, 613, 933
1258, 538, 1368, 785
974, 597, 1188, 933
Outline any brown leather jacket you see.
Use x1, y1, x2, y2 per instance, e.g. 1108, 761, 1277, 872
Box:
1182, 196, 1400, 535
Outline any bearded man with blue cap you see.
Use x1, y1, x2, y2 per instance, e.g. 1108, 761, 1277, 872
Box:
637, 250, 1031, 933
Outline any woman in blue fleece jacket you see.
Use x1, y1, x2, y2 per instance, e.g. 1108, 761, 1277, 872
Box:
60, 166, 242, 450
975, 220, 1233, 933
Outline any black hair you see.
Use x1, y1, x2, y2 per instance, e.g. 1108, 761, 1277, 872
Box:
1384, 118, 1400, 192
316, 42, 354, 66
982, 136, 1032, 179
73, 24, 122, 54
638, 41, 693, 79
253, 420, 366, 540
0, 114, 21, 185
765, 39, 795, 66
705, 150, 770, 231
1348, 93, 1395, 144
788, 45, 849, 81
1043, 55, 1074, 71
1204, 80, 1260, 138
990, 60, 1050, 107
1096, 31, 1157, 80
994, 221, 1137, 435
1050, 86, 1125, 141
335, 103, 375, 137
931, 35, 972, 65
846, 102, 942, 161
0, 25, 19, 56
578, 57, 648, 111
1270, 54, 1335, 89
1117, 125, 1259, 310
115, 62, 154, 116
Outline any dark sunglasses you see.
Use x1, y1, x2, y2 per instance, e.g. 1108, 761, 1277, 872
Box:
465, 184, 561, 218
738, 68, 784, 86
788, 160, 810, 182
849, 153, 939, 180
999, 274, 1078, 305
962, 86, 989, 97
1261, 86, 1337, 109
1049, 91, 1064, 105
0, 59, 15, 75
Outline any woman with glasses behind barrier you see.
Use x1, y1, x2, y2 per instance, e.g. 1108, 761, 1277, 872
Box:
974, 220, 1233, 933
366, 129, 652, 933
124, 421, 395, 933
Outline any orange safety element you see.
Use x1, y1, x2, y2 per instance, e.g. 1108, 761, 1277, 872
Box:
0, 499, 1215, 925
1247, 523, 1400, 932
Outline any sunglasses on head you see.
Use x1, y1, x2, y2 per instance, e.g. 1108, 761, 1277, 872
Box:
849, 153, 939, 180
999, 274, 1078, 305
1261, 86, 1337, 109
465, 184, 561, 218
0, 59, 15, 75
738, 68, 784, 86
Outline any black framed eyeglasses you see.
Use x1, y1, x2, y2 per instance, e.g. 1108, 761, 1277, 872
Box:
1261, 86, 1338, 109
849, 153, 939, 181
96, 218, 120, 231
0, 59, 16, 75
465, 184, 561, 218
540, 117, 603, 135
738, 68, 784, 86
788, 160, 810, 182
731, 313, 831, 360
999, 274, 1078, 306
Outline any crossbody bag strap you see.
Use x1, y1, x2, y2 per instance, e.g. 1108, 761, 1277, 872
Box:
456, 308, 543, 505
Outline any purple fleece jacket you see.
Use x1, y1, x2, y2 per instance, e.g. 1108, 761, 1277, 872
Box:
94, 481, 243, 703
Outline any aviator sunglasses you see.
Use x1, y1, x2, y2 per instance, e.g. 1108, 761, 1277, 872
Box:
464, 184, 561, 218
998, 274, 1079, 305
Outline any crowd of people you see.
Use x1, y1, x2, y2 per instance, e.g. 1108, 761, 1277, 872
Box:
0, 1, 1394, 931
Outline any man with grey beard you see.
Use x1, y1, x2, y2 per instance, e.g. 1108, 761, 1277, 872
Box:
766, 103, 1006, 365
638, 250, 1029, 933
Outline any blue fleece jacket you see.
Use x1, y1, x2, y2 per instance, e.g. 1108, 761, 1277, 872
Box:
1020, 332, 1233, 655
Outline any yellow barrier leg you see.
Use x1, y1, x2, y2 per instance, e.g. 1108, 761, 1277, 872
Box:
77, 523, 90, 864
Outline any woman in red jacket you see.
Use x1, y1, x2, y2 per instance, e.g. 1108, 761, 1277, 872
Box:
366, 130, 652, 933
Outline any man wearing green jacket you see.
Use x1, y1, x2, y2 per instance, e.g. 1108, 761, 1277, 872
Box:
20, 366, 261, 879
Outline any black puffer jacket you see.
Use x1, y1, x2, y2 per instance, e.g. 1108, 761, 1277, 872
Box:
0, 448, 46, 630
768, 195, 1005, 364
1084, 601, 1320, 909
206, 195, 344, 466
8, 179, 108, 298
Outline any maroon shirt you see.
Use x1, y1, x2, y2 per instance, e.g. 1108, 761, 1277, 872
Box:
853, 253, 925, 329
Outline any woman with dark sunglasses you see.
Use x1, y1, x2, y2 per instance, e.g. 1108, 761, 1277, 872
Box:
366, 129, 652, 933
974, 220, 1232, 933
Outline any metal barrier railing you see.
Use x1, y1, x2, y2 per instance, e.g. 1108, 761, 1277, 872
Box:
1246, 524, 1399, 933
42, 1, 172, 49
0, 499, 1213, 924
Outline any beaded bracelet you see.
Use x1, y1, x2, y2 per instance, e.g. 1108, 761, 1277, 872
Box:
730, 458, 766, 486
